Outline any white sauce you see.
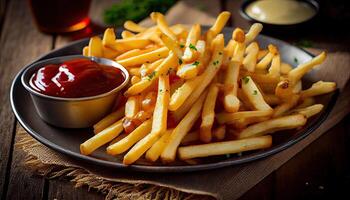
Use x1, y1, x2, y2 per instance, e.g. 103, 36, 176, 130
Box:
245, 0, 316, 25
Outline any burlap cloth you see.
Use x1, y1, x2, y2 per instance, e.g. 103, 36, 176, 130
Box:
16, 2, 350, 200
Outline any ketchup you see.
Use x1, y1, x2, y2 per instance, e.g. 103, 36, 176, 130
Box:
30, 58, 125, 98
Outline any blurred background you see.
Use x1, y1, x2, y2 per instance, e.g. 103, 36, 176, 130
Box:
1, 0, 346, 51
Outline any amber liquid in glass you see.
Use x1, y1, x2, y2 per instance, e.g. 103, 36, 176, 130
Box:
29, 0, 91, 33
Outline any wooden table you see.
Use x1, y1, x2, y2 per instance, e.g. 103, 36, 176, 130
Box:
1, 0, 349, 199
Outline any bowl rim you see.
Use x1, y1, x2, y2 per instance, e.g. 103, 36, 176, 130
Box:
239, 0, 320, 26
21, 55, 130, 102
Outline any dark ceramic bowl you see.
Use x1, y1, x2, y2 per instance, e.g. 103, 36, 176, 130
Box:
10, 27, 338, 172
240, 0, 320, 34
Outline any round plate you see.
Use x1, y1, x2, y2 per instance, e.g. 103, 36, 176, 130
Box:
10, 27, 338, 172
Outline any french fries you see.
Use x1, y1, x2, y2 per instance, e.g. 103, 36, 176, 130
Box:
106, 119, 152, 155
161, 91, 207, 162
179, 135, 272, 160
123, 75, 170, 164
80, 118, 124, 155
172, 34, 224, 121
80, 11, 336, 165
290, 104, 324, 118
145, 129, 173, 162
241, 76, 272, 111
300, 81, 336, 99
93, 106, 125, 134
200, 84, 219, 143
239, 114, 307, 139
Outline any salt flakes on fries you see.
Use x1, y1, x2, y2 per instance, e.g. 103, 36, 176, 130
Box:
80, 11, 336, 165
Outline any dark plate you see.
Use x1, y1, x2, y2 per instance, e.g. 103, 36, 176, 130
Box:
10, 27, 338, 172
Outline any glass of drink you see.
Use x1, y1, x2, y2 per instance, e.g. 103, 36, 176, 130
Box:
28, 0, 92, 33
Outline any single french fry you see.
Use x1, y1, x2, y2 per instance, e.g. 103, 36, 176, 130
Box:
160, 34, 183, 58
93, 106, 125, 133
140, 59, 164, 77
129, 67, 140, 76
116, 46, 158, 61
243, 42, 259, 72
117, 47, 169, 67
233, 116, 271, 129
109, 38, 151, 52
290, 104, 324, 118
161, 91, 207, 162
223, 61, 240, 112
106, 119, 152, 155
102, 28, 116, 47
244, 23, 263, 44
300, 81, 336, 99
131, 76, 141, 85
263, 93, 282, 106
125, 96, 140, 118
151, 12, 177, 41
80, 118, 124, 155
121, 30, 135, 39
281, 63, 293, 74
181, 131, 199, 145
103, 46, 120, 59
173, 34, 224, 120
238, 114, 307, 139
273, 94, 300, 117
178, 135, 272, 160
275, 80, 295, 101
176, 62, 198, 79
223, 40, 235, 67
206, 11, 230, 45
241, 76, 272, 111
109, 133, 128, 145
257, 50, 268, 60
83, 46, 89, 56
213, 125, 226, 141
88, 36, 103, 57
145, 129, 173, 162
268, 54, 281, 77
182, 24, 201, 62
123, 75, 170, 164
200, 84, 219, 143
256, 44, 277, 70
124, 52, 177, 96
124, 20, 147, 33
295, 97, 315, 109
240, 71, 280, 85
288, 52, 327, 84
216, 110, 273, 124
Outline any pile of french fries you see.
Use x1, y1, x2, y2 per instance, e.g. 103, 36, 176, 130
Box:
80, 11, 336, 165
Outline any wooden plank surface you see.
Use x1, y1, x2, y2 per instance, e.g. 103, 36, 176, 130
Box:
0, 0, 53, 198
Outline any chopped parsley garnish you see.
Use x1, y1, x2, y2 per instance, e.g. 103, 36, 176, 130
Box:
294, 57, 299, 64
178, 59, 183, 65
159, 89, 163, 92
192, 61, 200, 66
213, 60, 219, 65
179, 44, 185, 48
253, 90, 258, 95
242, 76, 250, 84
147, 71, 157, 81
189, 43, 197, 51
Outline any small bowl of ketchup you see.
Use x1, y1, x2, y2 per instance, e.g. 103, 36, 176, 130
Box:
21, 55, 129, 128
